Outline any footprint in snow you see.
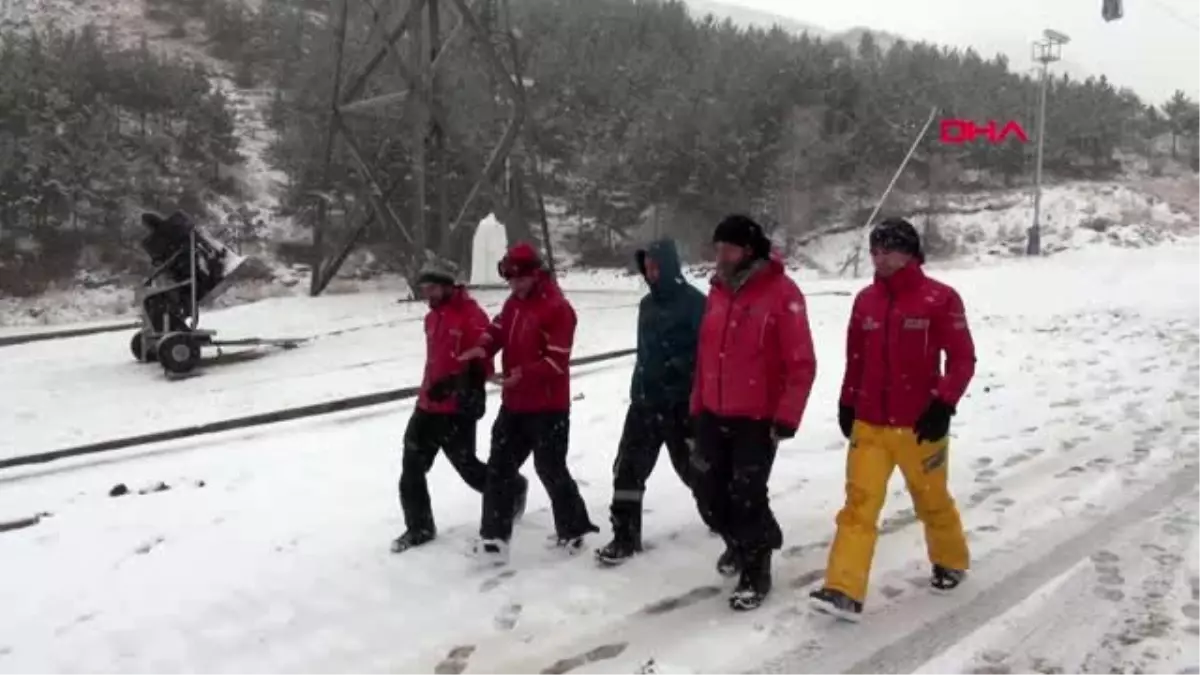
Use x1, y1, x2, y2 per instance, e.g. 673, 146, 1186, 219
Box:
540, 643, 628, 675
433, 645, 476, 675
134, 536, 166, 555
1181, 604, 1199, 620
494, 602, 523, 631
974, 469, 998, 483
968, 485, 1003, 506
479, 569, 517, 593
788, 568, 824, 589
640, 586, 721, 615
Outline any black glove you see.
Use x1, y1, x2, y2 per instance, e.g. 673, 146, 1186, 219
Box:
772, 422, 797, 440
426, 375, 458, 402
838, 404, 855, 440
914, 399, 955, 444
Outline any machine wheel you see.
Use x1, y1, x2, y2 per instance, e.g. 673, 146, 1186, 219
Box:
130, 331, 157, 363
157, 332, 202, 374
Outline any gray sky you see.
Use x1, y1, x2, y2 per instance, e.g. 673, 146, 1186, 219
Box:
723, 0, 1198, 105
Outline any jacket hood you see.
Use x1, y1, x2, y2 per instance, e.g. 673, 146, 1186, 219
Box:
636, 238, 687, 296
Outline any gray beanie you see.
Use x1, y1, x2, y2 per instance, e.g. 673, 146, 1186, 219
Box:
416, 257, 459, 286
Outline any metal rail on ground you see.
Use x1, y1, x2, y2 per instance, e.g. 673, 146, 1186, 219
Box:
0, 348, 637, 473
0, 322, 141, 347
0, 291, 641, 348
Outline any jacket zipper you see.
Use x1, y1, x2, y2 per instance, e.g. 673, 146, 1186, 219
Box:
429, 309, 444, 400
715, 294, 735, 412
881, 285, 894, 422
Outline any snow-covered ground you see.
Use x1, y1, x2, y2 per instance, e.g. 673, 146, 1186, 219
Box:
0, 240, 1196, 673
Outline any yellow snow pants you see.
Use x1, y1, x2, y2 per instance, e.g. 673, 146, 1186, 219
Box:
822, 421, 969, 603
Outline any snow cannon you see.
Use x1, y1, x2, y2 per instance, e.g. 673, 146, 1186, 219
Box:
129, 211, 302, 377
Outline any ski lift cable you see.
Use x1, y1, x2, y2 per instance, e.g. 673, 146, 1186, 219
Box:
1143, 0, 1200, 30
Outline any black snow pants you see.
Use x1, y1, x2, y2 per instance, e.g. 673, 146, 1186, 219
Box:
480, 407, 597, 542
609, 402, 711, 544
690, 412, 783, 559
399, 409, 487, 535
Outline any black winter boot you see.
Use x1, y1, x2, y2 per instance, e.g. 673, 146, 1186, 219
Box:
931, 564, 967, 592
729, 550, 772, 611
809, 587, 863, 622
595, 538, 641, 566
597, 504, 643, 566
716, 542, 741, 578
390, 528, 435, 553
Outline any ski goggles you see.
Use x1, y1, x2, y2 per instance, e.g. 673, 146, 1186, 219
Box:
497, 258, 539, 280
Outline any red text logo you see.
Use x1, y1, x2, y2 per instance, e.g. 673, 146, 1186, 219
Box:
939, 119, 1029, 144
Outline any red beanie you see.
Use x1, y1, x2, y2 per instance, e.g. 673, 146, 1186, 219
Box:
499, 242, 543, 278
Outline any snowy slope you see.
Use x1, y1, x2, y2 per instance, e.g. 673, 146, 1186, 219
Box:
0, 241, 1196, 673
2, 0, 298, 248
800, 178, 1199, 275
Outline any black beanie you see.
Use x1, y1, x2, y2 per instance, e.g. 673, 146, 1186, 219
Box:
869, 217, 924, 263
416, 258, 459, 286
713, 214, 771, 259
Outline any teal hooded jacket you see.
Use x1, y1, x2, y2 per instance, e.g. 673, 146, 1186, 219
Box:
630, 239, 707, 406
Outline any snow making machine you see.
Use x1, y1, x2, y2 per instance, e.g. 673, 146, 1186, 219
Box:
129, 211, 302, 377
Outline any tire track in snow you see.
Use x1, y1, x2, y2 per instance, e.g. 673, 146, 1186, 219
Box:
744, 319, 1200, 672
761, 463, 1199, 674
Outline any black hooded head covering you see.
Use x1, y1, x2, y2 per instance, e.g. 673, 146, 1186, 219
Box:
712, 214, 772, 260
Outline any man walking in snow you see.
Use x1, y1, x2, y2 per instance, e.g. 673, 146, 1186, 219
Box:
810, 217, 976, 621
459, 243, 599, 564
690, 214, 818, 611
392, 259, 528, 553
595, 238, 711, 566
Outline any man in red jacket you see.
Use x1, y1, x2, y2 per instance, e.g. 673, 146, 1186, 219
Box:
690, 214, 818, 611
810, 217, 976, 622
392, 259, 529, 553
459, 243, 598, 565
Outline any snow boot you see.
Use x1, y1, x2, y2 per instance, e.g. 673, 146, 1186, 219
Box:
729, 550, 772, 611
550, 534, 589, 556
597, 504, 642, 566
809, 587, 863, 622
595, 537, 641, 567
931, 564, 967, 592
513, 474, 529, 522
473, 538, 510, 567
390, 528, 435, 553
716, 542, 741, 578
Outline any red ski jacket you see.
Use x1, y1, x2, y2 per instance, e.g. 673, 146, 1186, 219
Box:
479, 271, 577, 413
839, 261, 976, 428
417, 287, 494, 414
689, 255, 817, 433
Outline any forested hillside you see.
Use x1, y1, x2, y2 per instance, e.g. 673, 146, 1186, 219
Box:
1, 0, 1197, 294
0, 25, 243, 294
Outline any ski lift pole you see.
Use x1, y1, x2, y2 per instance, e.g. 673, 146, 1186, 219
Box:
851, 105, 939, 277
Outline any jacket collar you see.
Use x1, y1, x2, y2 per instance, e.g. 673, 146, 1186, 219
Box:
712, 254, 783, 294
874, 260, 925, 295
